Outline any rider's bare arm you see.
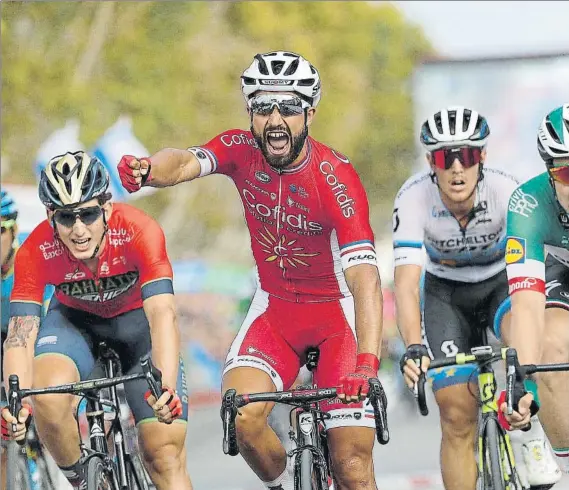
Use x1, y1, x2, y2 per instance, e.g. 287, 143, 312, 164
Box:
143, 293, 180, 389
3, 315, 40, 390
344, 263, 383, 358
508, 289, 545, 365
146, 148, 201, 187
394, 264, 423, 346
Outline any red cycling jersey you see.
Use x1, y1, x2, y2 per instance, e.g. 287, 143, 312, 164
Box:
187, 129, 377, 302
10, 203, 173, 319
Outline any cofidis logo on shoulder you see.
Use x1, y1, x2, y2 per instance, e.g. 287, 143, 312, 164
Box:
505, 237, 526, 265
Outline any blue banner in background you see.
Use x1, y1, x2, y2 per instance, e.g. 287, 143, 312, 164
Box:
91, 116, 156, 202
34, 116, 157, 203
35, 119, 85, 182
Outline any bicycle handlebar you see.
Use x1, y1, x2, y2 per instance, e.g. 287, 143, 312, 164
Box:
413, 346, 569, 417
7, 354, 163, 444
416, 346, 506, 417
505, 348, 569, 416
221, 377, 390, 456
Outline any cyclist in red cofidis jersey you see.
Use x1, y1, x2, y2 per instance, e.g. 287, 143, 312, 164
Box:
1, 152, 193, 490
117, 51, 385, 490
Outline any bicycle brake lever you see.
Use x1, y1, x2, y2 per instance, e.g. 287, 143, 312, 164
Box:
505, 349, 518, 416
368, 378, 389, 445
140, 355, 162, 400
221, 389, 239, 456
416, 371, 429, 416
8, 375, 26, 447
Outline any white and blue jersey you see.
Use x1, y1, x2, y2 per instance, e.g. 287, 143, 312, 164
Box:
392, 168, 520, 283
1, 233, 53, 332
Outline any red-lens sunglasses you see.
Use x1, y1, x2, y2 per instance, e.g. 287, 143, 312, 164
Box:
549, 165, 569, 185
431, 147, 482, 170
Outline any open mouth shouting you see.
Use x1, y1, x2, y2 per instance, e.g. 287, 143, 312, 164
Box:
266, 129, 291, 156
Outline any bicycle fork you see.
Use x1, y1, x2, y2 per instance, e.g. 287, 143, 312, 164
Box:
85, 358, 130, 489
477, 367, 519, 489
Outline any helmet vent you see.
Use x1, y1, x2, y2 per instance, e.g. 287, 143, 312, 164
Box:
283, 58, 299, 76
434, 113, 444, 134
297, 78, 315, 87
463, 109, 472, 132
271, 60, 285, 75
254, 54, 269, 75
547, 121, 563, 144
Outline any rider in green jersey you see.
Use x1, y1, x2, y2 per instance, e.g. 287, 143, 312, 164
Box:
501, 103, 569, 475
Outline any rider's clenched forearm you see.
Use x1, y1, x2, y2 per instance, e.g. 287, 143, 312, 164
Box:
147, 148, 199, 187
3, 315, 40, 389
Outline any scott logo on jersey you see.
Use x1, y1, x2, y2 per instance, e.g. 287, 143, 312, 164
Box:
505, 237, 526, 265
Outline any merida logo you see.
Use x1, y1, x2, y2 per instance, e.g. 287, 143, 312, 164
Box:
319, 161, 355, 218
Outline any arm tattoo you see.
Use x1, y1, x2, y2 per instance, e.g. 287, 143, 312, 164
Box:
4, 316, 40, 350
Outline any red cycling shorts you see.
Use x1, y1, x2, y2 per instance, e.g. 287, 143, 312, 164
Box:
222, 289, 376, 429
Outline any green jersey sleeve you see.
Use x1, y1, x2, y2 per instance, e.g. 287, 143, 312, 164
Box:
505, 173, 550, 295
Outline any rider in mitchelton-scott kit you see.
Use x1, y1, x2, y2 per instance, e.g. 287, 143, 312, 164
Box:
1, 152, 193, 490
117, 51, 385, 490
501, 104, 569, 476
394, 107, 560, 490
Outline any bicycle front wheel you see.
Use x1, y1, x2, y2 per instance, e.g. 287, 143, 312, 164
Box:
86, 456, 115, 490
482, 418, 506, 490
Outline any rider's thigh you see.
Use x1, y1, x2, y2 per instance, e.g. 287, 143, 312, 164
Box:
32, 354, 81, 421
435, 383, 479, 432
543, 307, 569, 362
222, 367, 276, 430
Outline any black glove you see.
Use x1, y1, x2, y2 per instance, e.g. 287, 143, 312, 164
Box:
399, 344, 430, 375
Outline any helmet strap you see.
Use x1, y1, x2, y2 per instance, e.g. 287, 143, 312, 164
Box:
89, 211, 109, 260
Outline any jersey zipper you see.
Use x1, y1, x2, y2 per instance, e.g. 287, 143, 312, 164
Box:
276, 172, 298, 301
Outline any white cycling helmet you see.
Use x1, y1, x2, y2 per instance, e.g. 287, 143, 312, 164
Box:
420, 106, 490, 151
537, 103, 569, 162
241, 51, 321, 108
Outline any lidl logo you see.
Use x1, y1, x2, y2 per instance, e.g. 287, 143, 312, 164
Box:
505, 237, 526, 265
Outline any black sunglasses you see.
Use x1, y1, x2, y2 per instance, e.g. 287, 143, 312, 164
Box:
53, 206, 103, 228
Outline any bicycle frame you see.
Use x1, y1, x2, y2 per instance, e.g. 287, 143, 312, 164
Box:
475, 359, 518, 488
81, 350, 129, 489
417, 346, 520, 488
7, 350, 162, 490
287, 392, 332, 489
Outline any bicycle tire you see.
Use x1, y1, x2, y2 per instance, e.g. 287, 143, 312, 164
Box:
5, 442, 31, 490
86, 455, 114, 490
299, 448, 314, 490
483, 418, 506, 490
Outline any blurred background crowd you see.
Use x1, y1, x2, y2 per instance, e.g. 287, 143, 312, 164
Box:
2, 2, 568, 487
